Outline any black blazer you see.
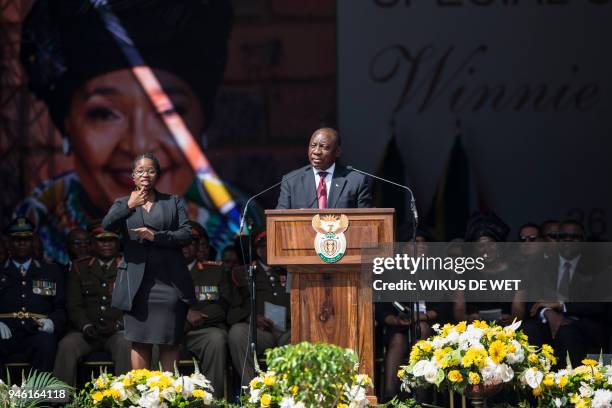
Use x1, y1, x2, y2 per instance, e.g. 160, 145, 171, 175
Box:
102, 192, 195, 311
276, 164, 373, 209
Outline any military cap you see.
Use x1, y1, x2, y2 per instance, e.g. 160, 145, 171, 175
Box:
5, 217, 35, 237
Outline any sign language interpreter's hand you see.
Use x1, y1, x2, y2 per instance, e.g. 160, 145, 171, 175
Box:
127, 187, 148, 209
130, 227, 155, 242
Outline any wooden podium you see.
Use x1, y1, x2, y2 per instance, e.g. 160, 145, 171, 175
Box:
265, 208, 395, 382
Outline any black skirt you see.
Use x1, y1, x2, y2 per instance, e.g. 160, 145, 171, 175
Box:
124, 271, 188, 345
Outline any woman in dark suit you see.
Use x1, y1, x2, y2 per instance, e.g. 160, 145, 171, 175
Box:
102, 153, 194, 370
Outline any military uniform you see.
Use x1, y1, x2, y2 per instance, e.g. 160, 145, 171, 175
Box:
184, 260, 232, 398
227, 261, 291, 387
0, 258, 66, 372
53, 255, 131, 384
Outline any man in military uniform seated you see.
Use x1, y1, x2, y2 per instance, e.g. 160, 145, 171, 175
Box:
0, 217, 66, 373
182, 221, 231, 399
53, 223, 131, 385
227, 231, 290, 387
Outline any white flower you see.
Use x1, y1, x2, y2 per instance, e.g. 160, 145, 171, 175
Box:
505, 340, 525, 364
411, 360, 430, 377
504, 320, 522, 335
522, 368, 544, 389
248, 387, 261, 404
431, 336, 448, 349
160, 386, 177, 402
457, 328, 484, 351
554, 397, 563, 407
137, 387, 166, 408
579, 382, 595, 398
431, 323, 440, 333
110, 382, 128, 401
423, 362, 439, 384
496, 364, 515, 383
480, 358, 500, 385
279, 401, 306, 408
592, 389, 612, 408
136, 384, 148, 392
445, 330, 460, 344
189, 372, 212, 389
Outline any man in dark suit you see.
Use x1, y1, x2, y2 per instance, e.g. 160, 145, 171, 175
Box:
276, 128, 373, 209
523, 220, 607, 366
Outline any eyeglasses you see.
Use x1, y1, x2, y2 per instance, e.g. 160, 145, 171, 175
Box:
69, 239, 91, 246
557, 232, 583, 240
134, 168, 157, 176
519, 235, 538, 242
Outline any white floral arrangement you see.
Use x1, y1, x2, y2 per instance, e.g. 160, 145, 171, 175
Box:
529, 358, 612, 408
397, 320, 556, 395
76, 366, 214, 407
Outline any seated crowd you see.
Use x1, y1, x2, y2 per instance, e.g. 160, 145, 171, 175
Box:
0, 214, 609, 402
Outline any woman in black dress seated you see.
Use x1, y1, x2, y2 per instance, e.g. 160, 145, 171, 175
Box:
103, 153, 194, 370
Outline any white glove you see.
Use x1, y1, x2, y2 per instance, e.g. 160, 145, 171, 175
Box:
0, 322, 12, 340
38, 318, 54, 334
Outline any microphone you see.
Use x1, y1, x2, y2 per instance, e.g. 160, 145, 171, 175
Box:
346, 165, 418, 229
239, 169, 303, 235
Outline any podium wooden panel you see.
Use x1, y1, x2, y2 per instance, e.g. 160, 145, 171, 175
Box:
265, 208, 395, 384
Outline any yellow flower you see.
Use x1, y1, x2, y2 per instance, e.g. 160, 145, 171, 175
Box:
409, 347, 421, 364
263, 375, 277, 386
528, 354, 539, 364
122, 377, 132, 387
582, 358, 598, 367
575, 399, 589, 408
472, 320, 489, 329
92, 391, 104, 403
416, 340, 433, 353
462, 348, 487, 369
440, 323, 454, 337
95, 377, 108, 389
337, 404, 349, 408
175, 384, 183, 393
455, 321, 467, 333
447, 370, 463, 383
558, 376, 568, 388
542, 374, 554, 387
193, 389, 205, 399
290, 385, 299, 395
260, 393, 272, 407
532, 387, 542, 397
506, 344, 516, 353
488, 341, 507, 364
468, 372, 480, 385
397, 369, 406, 378
250, 377, 263, 389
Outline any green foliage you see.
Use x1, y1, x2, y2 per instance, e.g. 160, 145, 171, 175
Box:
264, 342, 362, 407
0, 369, 73, 408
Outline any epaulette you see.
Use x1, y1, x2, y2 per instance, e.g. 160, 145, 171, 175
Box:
88, 257, 96, 267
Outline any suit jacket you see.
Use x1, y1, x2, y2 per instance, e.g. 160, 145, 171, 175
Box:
529, 253, 607, 319
102, 191, 195, 311
276, 164, 373, 209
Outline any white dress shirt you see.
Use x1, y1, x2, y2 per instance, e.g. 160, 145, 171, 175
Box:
312, 162, 335, 200
13, 258, 32, 273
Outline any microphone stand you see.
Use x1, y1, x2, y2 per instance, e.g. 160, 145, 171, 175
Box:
238, 176, 294, 379
346, 166, 421, 343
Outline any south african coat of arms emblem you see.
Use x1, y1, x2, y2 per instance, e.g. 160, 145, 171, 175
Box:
311, 214, 349, 263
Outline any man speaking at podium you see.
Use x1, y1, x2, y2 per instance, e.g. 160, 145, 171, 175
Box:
276, 128, 373, 209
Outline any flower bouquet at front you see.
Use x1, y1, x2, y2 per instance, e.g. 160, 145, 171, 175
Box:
530, 358, 612, 407
73, 364, 215, 407
397, 320, 556, 397
242, 342, 371, 408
